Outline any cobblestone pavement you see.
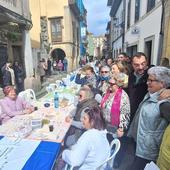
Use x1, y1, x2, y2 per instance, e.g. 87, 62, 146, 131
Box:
36, 71, 67, 99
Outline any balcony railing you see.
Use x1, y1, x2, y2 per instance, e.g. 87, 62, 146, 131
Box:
0, 0, 22, 16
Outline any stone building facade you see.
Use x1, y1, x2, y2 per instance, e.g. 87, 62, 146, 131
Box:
0, 0, 34, 92
29, 0, 82, 72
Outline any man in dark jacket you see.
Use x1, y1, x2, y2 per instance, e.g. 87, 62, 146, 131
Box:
127, 52, 149, 123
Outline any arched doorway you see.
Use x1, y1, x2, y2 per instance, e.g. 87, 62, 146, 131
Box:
51, 48, 66, 62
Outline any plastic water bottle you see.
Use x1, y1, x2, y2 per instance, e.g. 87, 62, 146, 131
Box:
54, 92, 59, 109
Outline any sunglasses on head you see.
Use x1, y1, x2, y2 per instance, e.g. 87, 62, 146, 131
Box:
101, 71, 109, 74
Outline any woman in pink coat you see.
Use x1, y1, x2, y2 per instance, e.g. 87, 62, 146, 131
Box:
57, 60, 63, 72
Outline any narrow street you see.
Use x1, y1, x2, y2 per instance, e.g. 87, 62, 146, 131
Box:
0, 0, 170, 170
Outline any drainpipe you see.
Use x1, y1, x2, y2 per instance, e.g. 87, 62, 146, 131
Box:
157, 0, 166, 65
122, 0, 126, 51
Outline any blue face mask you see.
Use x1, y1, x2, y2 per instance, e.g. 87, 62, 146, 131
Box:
100, 76, 110, 81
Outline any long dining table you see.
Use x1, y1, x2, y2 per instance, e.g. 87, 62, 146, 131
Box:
0, 87, 78, 170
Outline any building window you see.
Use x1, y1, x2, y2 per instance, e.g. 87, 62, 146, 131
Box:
127, 0, 131, 29
135, 0, 140, 22
147, 0, 155, 12
50, 18, 62, 42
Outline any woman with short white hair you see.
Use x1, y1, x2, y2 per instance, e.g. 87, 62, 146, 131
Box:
64, 87, 98, 147
128, 66, 170, 170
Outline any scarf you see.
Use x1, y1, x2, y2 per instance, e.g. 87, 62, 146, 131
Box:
101, 88, 123, 126
8, 68, 15, 86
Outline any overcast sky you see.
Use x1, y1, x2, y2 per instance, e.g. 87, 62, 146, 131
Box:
83, 0, 110, 36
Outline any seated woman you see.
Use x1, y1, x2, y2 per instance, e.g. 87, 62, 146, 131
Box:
65, 87, 98, 147
83, 83, 102, 103
75, 65, 97, 88
100, 73, 130, 168
0, 86, 35, 123
128, 66, 170, 170
62, 106, 110, 169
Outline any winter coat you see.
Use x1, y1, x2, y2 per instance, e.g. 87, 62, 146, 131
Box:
64, 98, 98, 147
1, 65, 12, 87
127, 70, 148, 121
157, 125, 170, 170
75, 74, 97, 88
128, 92, 169, 161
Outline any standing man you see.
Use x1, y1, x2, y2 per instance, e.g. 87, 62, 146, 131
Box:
127, 52, 149, 122
47, 57, 52, 76
37, 59, 46, 85
63, 57, 68, 72
1, 62, 15, 87
13, 61, 25, 93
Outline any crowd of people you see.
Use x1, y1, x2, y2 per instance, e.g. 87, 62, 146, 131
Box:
57, 52, 170, 169
1, 61, 25, 93
0, 52, 170, 169
38, 57, 68, 84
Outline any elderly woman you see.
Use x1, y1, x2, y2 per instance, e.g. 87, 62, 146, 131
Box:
128, 66, 170, 170
0, 86, 35, 123
97, 65, 111, 94
65, 87, 98, 147
100, 73, 130, 168
101, 73, 130, 134
61, 106, 110, 169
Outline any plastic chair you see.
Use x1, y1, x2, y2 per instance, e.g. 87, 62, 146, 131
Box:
18, 91, 27, 101
64, 164, 73, 170
46, 86, 53, 93
64, 139, 120, 170
56, 80, 63, 88
49, 83, 58, 91
24, 89, 36, 103
96, 138, 121, 170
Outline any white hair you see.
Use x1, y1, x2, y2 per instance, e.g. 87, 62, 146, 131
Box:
148, 66, 170, 88
79, 87, 94, 99
101, 65, 110, 71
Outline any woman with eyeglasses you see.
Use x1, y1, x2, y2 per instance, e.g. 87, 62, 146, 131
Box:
128, 66, 170, 170
100, 73, 130, 168
60, 106, 110, 169
0, 86, 35, 124
64, 87, 98, 147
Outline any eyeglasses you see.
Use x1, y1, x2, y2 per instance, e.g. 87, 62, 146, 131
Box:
101, 71, 109, 74
147, 79, 159, 83
109, 82, 116, 86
